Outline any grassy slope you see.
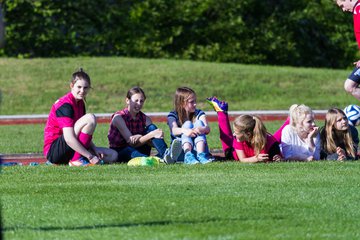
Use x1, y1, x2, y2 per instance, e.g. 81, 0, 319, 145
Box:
0, 57, 356, 115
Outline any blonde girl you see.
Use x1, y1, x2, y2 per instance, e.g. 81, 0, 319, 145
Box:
207, 97, 281, 163
167, 87, 212, 164
320, 108, 358, 160
281, 104, 321, 161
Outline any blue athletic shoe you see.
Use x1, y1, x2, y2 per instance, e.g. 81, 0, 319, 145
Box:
206, 96, 228, 112
184, 151, 199, 165
197, 152, 212, 164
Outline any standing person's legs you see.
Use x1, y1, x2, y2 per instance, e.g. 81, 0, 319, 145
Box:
344, 68, 360, 101
71, 113, 97, 161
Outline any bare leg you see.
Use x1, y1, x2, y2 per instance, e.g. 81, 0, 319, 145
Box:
183, 142, 193, 153
74, 113, 97, 136
195, 140, 206, 153
71, 114, 97, 161
344, 79, 360, 101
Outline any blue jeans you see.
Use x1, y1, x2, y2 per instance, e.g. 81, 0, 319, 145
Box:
113, 124, 168, 162
177, 120, 210, 161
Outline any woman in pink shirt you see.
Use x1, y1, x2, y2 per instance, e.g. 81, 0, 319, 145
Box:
43, 69, 117, 166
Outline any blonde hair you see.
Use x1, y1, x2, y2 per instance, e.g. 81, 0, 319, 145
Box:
233, 115, 267, 155
289, 104, 313, 127
173, 87, 196, 125
320, 108, 355, 158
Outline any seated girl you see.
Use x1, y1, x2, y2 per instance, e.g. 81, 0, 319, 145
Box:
44, 68, 118, 166
108, 87, 181, 163
207, 96, 282, 163
281, 104, 320, 161
167, 87, 212, 164
320, 108, 358, 160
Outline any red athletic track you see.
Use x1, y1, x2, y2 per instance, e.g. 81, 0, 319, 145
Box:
1, 111, 327, 165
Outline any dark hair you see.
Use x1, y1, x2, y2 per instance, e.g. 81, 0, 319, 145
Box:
126, 86, 146, 100
71, 68, 91, 87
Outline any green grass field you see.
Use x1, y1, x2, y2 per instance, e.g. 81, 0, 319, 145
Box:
2, 162, 360, 239
2, 57, 360, 239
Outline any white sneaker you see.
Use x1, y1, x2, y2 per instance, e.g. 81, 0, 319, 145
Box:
162, 148, 172, 164
170, 138, 182, 163
163, 139, 183, 164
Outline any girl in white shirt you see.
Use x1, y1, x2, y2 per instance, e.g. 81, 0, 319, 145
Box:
281, 104, 321, 161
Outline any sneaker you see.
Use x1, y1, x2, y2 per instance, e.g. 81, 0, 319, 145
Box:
69, 157, 93, 166
163, 139, 183, 164
184, 151, 199, 165
162, 148, 172, 164
197, 152, 212, 164
170, 139, 182, 162
45, 160, 59, 166
206, 96, 228, 112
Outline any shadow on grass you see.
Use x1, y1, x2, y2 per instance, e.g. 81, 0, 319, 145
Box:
3, 217, 273, 232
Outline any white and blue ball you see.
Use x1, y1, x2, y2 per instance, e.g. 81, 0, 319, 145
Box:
344, 104, 360, 126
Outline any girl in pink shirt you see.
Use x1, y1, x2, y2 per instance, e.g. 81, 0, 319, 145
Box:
207, 97, 282, 163
44, 69, 117, 166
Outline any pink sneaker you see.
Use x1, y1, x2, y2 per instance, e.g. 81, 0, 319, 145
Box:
69, 157, 93, 166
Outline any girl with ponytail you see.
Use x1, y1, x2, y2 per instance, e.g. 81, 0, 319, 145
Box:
207, 97, 281, 163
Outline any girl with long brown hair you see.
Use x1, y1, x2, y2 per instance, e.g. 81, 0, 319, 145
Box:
167, 87, 212, 164
320, 108, 358, 160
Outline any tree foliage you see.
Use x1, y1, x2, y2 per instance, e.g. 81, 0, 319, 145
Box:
1, 0, 356, 68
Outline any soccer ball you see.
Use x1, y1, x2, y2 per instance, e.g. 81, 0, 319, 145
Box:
344, 104, 360, 126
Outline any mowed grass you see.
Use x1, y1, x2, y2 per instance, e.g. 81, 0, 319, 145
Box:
2, 57, 360, 239
2, 162, 360, 239
0, 57, 356, 115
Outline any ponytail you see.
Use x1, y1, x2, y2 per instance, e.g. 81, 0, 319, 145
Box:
251, 116, 267, 155
233, 115, 267, 155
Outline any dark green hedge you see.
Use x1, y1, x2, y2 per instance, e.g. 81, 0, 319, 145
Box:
1, 0, 356, 68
